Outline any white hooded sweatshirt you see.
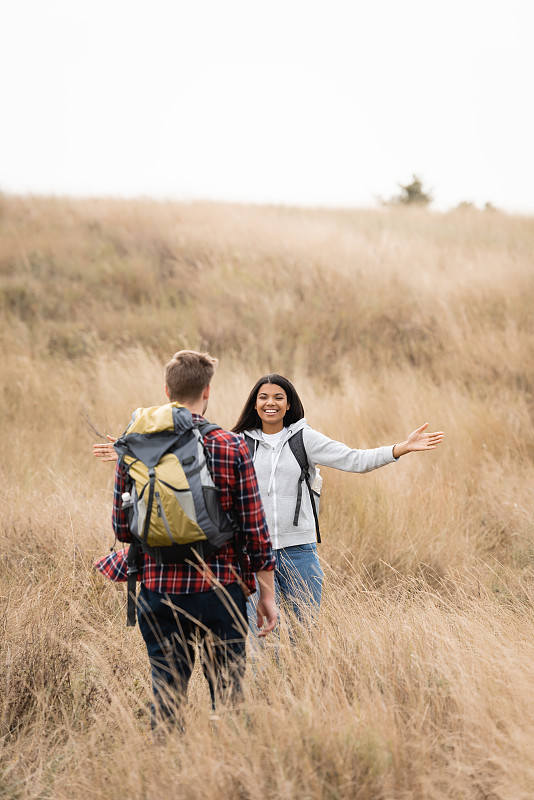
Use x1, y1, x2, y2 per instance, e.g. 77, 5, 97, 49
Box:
244, 418, 397, 550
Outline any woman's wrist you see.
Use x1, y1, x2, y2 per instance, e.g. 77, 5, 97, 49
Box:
392, 441, 409, 459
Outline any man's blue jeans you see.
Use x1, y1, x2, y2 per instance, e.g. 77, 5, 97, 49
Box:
247, 543, 323, 636
137, 582, 248, 725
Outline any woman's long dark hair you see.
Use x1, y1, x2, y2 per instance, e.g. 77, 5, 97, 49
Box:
232, 374, 305, 434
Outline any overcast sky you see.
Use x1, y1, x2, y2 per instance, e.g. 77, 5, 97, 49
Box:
1, 0, 533, 213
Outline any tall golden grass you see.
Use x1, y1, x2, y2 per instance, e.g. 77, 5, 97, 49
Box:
1, 195, 534, 798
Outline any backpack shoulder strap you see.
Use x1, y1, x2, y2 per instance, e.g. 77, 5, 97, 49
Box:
288, 428, 307, 471
197, 420, 221, 436
197, 419, 249, 568
288, 429, 321, 544
243, 433, 257, 459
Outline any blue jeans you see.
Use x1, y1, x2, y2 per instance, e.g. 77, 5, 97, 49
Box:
137, 582, 248, 724
248, 543, 323, 636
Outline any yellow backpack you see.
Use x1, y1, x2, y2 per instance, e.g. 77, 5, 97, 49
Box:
114, 403, 237, 624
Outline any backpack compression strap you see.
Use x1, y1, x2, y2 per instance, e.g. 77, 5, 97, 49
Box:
126, 466, 157, 627
288, 430, 321, 544
126, 539, 141, 626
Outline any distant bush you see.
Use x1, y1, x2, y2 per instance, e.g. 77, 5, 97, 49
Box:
454, 200, 500, 213
385, 174, 433, 206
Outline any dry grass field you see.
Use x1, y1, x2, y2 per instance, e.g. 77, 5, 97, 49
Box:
1, 194, 534, 799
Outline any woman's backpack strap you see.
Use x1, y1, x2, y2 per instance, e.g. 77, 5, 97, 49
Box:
288, 430, 321, 544
244, 434, 257, 459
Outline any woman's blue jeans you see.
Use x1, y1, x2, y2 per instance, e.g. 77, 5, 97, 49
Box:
247, 542, 323, 637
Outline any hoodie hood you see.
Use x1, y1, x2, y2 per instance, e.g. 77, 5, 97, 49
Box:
244, 416, 309, 443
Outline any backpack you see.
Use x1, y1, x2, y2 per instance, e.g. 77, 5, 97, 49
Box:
114, 402, 238, 625
244, 429, 321, 544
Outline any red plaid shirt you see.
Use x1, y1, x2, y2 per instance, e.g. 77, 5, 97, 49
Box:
94, 414, 274, 595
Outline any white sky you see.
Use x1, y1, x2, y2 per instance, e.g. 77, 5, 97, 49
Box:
1, 0, 533, 213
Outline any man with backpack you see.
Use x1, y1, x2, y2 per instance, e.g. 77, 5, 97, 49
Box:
94, 350, 277, 726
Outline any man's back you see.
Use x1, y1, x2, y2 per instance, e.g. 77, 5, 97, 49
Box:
97, 413, 274, 596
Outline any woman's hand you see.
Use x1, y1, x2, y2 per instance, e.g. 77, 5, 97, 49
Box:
393, 423, 444, 458
93, 434, 118, 462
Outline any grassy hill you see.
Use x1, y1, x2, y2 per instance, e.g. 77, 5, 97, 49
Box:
1, 195, 534, 799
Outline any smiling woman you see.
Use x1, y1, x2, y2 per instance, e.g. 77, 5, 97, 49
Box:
93, 367, 444, 637
231, 374, 444, 636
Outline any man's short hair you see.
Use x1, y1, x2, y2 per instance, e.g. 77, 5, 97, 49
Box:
164, 350, 218, 402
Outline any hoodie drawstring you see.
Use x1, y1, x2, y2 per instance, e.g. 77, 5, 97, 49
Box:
266, 429, 292, 495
